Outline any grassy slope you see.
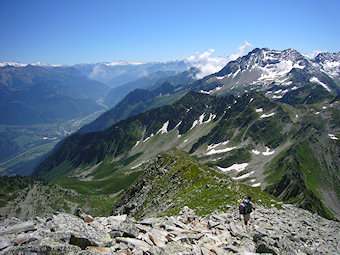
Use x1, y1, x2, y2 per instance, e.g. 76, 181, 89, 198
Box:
264, 137, 339, 220
0, 173, 140, 219
112, 150, 281, 219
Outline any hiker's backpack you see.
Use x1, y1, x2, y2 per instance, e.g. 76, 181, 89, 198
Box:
239, 199, 252, 214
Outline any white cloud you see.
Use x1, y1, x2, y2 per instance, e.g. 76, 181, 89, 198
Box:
186, 41, 253, 79
89, 64, 109, 79
228, 41, 253, 61
304, 49, 325, 59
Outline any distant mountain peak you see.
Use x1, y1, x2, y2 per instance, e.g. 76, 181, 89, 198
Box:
102, 61, 145, 66
0, 61, 63, 67
191, 48, 340, 96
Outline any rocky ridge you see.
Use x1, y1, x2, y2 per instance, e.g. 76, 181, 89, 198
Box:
0, 205, 339, 254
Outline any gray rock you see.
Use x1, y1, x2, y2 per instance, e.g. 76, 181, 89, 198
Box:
110, 230, 124, 238
208, 220, 220, 229
118, 221, 140, 238
256, 241, 279, 254
0, 238, 11, 251
116, 237, 151, 249
0, 221, 36, 235
4, 237, 82, 255
160, 241, 192, 254
51, 213, 112, 248
135, 223, 151, 233
1, 204, 340, 254
148, 233, 166, 247
13, 233, 39, 245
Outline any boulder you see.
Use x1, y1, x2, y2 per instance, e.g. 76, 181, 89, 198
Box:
51, 213, 112, 248
83, 215, 94, 223
0, 221, 36, 235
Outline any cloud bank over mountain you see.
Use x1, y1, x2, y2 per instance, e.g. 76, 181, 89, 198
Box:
186, 41, 253, 79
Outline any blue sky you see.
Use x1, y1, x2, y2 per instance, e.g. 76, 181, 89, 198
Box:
1, 0, 339, 65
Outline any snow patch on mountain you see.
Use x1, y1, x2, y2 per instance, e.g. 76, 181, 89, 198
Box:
328, 134, 339, 140
232, 170, 255, 180
258, 60, 305, 82
262, 147, 275, 156
320, 60, 340, 77
310, 77, 331, 92
190, 113, 206, 129
252, 149, 261, 155
252, 183, 261, 187
143, 133, 154, 142
260, 112, 275, 118
157, 121, 169, 134
203, 113, 216, 124
207, 141, 229, 151
134, 140, 141, 148
217, 163, 248, 172
207, 146, 236, 155
200, 86, 222, 95
131, 161, 144, 169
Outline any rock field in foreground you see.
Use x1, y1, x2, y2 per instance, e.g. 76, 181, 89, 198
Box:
0, 204, 339, 254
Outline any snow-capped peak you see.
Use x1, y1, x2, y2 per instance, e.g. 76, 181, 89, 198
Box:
103, 61, 145, 66
0, 62, 28, 67
0, 61, 63, 67
193, 47, 339, 96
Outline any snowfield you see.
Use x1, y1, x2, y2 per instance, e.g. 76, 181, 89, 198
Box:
217, 163, 248, 172
232, 170, 255, 180
310, 77, 331, 92
157, 121, 169, 134
260, 112, 275, 118
262, 147, 275, 156
207, 141, 229, 151
207, 147, 236, 155
328, 134, 339, 140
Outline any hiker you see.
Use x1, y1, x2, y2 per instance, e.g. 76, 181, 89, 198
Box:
239, 195, 256, 226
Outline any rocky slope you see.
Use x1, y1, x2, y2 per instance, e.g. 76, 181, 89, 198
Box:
0, 205, 339, 254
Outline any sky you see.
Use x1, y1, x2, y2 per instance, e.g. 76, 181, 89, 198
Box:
0, 0, 339, 65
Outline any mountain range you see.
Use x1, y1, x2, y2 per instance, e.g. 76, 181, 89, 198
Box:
0, 61, 192, 175
78, 48, 340, 134
1, 48, 340, 225
0, 65, 109, 125
73, 60, 190, 88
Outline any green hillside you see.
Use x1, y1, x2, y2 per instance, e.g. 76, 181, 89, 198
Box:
30, 89, 340, 220
112, 150, 281, 219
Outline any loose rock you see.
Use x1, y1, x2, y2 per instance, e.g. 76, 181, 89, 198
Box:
0, 205, 339, 254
